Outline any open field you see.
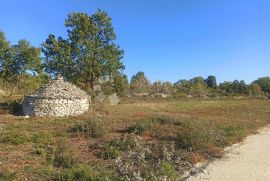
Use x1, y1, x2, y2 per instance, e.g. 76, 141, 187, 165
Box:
0, 97, 270, 180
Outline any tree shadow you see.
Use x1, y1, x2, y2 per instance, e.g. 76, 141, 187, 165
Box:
0, 101, 23, 116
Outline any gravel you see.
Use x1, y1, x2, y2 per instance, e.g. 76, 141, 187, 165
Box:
186, 125, 270, 181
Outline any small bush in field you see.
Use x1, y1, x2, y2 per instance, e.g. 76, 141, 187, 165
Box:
161, 161, 176, 178
128, 116, 174, 135
175, 127, 214, 150
54, 165, 119, 181
153, 116, 172, 125
100, 144, 120, 159
100, 135, 137, 159
31, 132, 53, 144
128, 122, 151, 135
0, 130, 29, 145
53, 140, 76, 168
0, 170, 17, 181
215, 124, 246, 147
68, 119, 104, 138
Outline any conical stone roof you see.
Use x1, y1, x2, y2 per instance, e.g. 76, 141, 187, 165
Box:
28, 76, 88, 99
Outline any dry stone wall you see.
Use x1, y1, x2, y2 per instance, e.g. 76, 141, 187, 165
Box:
23, 97, 89, 117
22, 76, 90, 117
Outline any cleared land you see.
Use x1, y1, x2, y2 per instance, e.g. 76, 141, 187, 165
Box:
0, 98, 270, 180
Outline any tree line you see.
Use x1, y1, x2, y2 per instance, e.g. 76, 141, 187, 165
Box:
129, 71, 270, 97
0, 10, 269, 98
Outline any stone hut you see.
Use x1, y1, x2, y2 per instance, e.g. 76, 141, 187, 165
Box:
22, 76, 90, 117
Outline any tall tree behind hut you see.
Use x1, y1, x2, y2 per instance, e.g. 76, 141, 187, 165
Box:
42, 10, 125, 94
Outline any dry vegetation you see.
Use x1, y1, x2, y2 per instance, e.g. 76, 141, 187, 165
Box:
0, 97, 270, 180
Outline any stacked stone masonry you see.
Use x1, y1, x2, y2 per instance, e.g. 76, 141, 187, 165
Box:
22, 76, 90, 117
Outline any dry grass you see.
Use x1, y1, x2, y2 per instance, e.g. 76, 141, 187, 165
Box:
0, 97, 270, 180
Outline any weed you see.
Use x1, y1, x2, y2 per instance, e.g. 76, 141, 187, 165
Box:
31, 132, 53, 144
34, 166, 55, 181
160, 161, 176, 178
69, 119, 104, 138
128, 122, 151, 135
215, 124, 246, 147
100, 144, 119, 159
100, 135, 137, 159
53, 140, 76, 168
175, 127, 213, 150
54, 165, 119, 181
153, 116, 172, 125
0, 170, 17, 181
0, 130, 29, 145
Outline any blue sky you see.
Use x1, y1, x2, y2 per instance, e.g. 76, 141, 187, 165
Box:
0, 0, 269, 83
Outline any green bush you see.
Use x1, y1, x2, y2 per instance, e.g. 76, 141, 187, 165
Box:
0, 130, 29, 145
215, 125, 246, 147
0, 171, 17, 181
54, 165, 119, 181
69, 119, 104, 138
100, 135, 137, 159
175, 127, 214, 150
53, 140, 76, 168
161, 161, 176, 179
31, 132, 53, 144
128, 122, 150, 135
153, 116, 172, 125
100, 145, 119, 159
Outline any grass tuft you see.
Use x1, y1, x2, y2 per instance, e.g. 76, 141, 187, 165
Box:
68, 119, 104, 138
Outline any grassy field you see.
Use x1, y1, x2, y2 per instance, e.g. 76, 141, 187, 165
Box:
0, 97, 270, 180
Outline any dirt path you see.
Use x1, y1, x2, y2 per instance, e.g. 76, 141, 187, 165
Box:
186, 125, 270, 181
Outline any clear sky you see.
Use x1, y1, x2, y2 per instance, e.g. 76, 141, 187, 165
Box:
0, 0, 269, 83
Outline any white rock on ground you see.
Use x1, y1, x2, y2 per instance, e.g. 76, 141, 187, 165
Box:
186, 125, 270, 181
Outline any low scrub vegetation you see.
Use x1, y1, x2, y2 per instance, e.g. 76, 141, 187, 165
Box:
0, 98, 270, 180
0, 171, 17, 181
68, 119, 104, 138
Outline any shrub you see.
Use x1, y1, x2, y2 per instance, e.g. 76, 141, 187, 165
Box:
160, 161, 176, 179
100, 135, 137, 159
100, 144, 119, 159
0, 130, 29, 145
54, 165, 119, 181
215, 125, 246, 147
175, 127, 214, 150
34, 166, 55, 181
53, 140, 76, 168
153, 116, 172, 125
31, 132, 53, 144
128, 122, 150, 135
0, 170, 17, 181
69, 119, 104, 138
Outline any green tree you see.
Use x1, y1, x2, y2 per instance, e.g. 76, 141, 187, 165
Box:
0, 32, 9, 66
248, 83, 262, 96
205, 75, 217, 88
253, 77, 270, 94
152, 81, 174, 94
219, 81, 233, 95
0, 33, 42, 96
102, 73, 129, 96
42, 10, 124, 91
174, 79, 191, 95
130, 71, 151, 94
189, 77, 208, 96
